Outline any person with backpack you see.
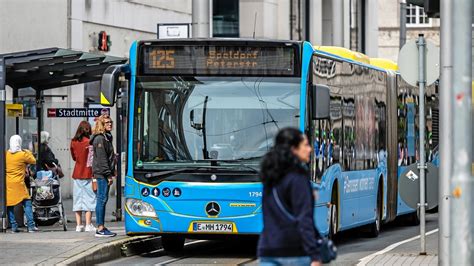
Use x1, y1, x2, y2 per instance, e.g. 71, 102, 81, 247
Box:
70, 121, 96, 232
258, 128, 323, 266
90, 114, 116, 237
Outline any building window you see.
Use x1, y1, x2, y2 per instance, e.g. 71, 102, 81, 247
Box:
406, 4, 431, 27
213, 0, 239, 37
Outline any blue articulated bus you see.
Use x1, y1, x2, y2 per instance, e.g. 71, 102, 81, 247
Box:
100, 39, 439, 251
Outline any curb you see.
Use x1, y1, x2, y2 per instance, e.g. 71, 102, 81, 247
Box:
57, 235, 160, 265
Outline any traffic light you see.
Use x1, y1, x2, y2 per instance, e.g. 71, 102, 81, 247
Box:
407, 0, 440, 18
98, 31, 111, 52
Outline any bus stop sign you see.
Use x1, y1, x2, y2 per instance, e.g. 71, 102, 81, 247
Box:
398, 39, 440, 86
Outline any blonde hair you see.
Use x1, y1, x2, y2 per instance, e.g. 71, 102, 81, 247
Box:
93, 114, 112, 134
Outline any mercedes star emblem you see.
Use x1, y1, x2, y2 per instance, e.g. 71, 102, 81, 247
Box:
205, 202, 221, 216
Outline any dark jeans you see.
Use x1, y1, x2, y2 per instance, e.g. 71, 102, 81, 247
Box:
7, 199, 35, 230
95, 177, 109, 227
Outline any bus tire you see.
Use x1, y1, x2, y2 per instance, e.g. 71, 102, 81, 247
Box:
162, 235, 185, 252
329, 185, 338, 240
408, 209, 420, 226
368, 185, 382, 238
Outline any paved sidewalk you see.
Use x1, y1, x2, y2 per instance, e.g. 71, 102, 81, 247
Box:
0, 196, 145, 265
359, 229, 438, 266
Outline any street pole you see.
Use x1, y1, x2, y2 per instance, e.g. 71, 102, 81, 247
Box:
399, 0, 406, 49
0, 57, 7, 233
438, 0, 453, 264
192, 0, 211, 38
449, 0, 473, 264
417, 34, 427, 255
332, 0, 344, 46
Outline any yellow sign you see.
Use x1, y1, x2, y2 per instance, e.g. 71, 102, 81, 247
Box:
6, 104, 23, 117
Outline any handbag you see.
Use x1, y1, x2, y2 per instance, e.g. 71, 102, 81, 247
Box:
92, 178, 98, 192
86, 145, 94, 168
47, 162, 64, 178
272, 187, 337, 264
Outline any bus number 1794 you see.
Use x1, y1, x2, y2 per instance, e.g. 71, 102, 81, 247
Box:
249, 192, 262, 197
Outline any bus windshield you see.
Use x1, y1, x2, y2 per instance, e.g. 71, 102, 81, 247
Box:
134, 76, 300, 169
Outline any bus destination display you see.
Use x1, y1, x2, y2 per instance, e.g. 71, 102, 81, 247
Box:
142, 45, 296, 76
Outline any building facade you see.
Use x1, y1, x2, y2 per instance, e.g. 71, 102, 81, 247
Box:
378, 0, 440, 62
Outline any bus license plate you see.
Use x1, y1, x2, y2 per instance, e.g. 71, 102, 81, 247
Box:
192, 222, 233, 232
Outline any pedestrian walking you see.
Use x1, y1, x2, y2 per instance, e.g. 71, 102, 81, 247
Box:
70, 121, 96, 232
6, 135, 38, 233
258, 128, 322, 266
90, 114, 117, 237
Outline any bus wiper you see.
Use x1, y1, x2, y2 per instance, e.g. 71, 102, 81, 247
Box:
145, 168, 192, 179
202, 159, 259, 174
144, 164, 256, 179
235, 156, 263, 161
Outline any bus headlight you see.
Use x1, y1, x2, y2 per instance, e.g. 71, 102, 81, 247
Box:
126, 198, 157, 218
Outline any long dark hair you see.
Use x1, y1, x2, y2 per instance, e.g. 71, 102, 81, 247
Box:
73, 121, 92, 141
260, 127, 308, 188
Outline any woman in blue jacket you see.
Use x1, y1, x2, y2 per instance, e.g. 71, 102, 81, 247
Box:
258, 127, 322, 266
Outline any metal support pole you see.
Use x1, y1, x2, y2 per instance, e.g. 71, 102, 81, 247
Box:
36, 90, 42, 170
0, 57, 7, 233
438, 0, 453, 264
304, 0, 310, 41
399, 1, 407, 49
332, 0, 344, 46
115, 90, 123, 222
450, 0, 473, 264
417, 34, 427, 256
192, 0, 211, 38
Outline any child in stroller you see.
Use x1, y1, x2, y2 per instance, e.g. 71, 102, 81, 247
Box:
30, 170, 68, 231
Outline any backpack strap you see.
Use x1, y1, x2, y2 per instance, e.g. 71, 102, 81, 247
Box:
272, 187, 296, 222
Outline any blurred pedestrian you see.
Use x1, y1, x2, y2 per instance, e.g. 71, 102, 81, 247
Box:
258, 128, 322, 266
90, 114, 117, 237
6, 135, 38, 233
71, 121, 96, 232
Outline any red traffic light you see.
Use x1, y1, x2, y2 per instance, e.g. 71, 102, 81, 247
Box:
98, 31, 111, 51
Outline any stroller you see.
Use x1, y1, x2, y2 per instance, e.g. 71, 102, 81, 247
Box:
29, 170, 68, 231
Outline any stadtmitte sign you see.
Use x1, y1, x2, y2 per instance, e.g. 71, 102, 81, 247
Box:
47, 108, 109, 118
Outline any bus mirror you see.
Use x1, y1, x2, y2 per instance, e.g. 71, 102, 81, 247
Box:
100, 64, 129, 107
312, 85, 330, 120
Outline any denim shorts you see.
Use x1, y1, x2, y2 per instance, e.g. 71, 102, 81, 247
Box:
259, 256, 311, 266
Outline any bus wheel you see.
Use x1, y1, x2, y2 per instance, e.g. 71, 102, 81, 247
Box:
368, 188, 381, 238
329, 189, 338, 240
408, 209, 420, 226
162, 235, 185, 252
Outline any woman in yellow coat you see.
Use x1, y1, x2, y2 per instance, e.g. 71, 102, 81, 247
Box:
6, 135, 38, 233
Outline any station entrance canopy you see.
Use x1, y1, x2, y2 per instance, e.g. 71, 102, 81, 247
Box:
0, 47, 127, 231
1, 47, 126, 90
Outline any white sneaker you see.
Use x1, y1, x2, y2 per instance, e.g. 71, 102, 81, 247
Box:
75, 225, 84, 232
85, 224, 96, 232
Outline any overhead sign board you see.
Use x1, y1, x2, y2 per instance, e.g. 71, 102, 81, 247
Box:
157, 23, 190, 39
47, 108, 109, 118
